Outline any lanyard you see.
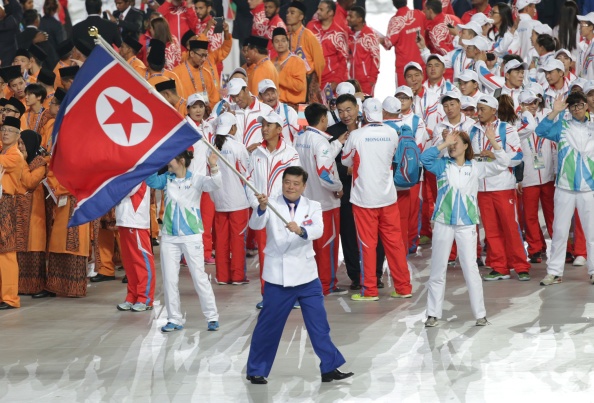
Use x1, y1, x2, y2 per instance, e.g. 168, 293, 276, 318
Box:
527, 134, 545, 154
277, 53, 294, 71
145, 69, 164, 80
252, 57, 270, 76
583, 40, 594, 73
478, 121, 499, 151
27, 108, 44, 131
290, 27, 305, 53
184, 61, 206, 92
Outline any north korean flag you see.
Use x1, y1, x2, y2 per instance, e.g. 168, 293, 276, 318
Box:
51, 43, 201, 227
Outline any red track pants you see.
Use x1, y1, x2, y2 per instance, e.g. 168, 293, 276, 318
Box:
200, 193, 216, 258
522, 182, 555, 255
118, 227, 156, 306
421, 172, 437, 239
313, 208, 340, 295
353, 202, 412, 297
214, 209, 249, 283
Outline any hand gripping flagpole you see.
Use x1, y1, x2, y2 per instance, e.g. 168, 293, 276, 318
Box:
88, 27, 290, 225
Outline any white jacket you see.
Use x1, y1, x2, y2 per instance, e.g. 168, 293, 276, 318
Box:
520, 109, 557, 188
233, 96, 274, 147
528, 51, 555, 87
249, 195, 323, 287
421, 46, 471, 82
517, 13, 536, 61
341, 122, 398, 208
469, 119, 524, 191
115, 182, 151, 229
274, 102, 300, 146
385, 111, 429, 149
294, 126, 343, 211
246, 139, 300, 209
209, 136, 250, 212
432, 113, 476, 149
543, 79, 570, 111
577, 39, 594, 80
413, 88, 444, 137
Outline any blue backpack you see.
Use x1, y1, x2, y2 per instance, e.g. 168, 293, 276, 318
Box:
393, 119, 421, 188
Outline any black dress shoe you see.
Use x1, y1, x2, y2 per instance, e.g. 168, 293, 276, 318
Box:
246, 375, 268, 384
90, 274, 116, 282
377, 279, 384, 289
122, 275, 128, 284
0, 302, 16, 310
152, 238, 160, 246
32, 290, 56, 298
321, 369, 354, 382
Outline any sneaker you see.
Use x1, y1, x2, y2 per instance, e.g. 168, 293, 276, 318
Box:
256, 301, 264, 309
151, 238, 159, 246
204, 257, 216, 265
419, 235, 431, 245
540, 274, 562, 286
217, 281, 229, 285
566, 252, 574, 263
232, 280, 249, 285
517, 272, 531, 281
246, 249, 258, 257
207, 321, 219, 331
573, 256, 587, 266
425, 316, 438, 327
476, 317, 490, 326
529, 252, 542, 263
476, 258, 484, 267
351, 294, 379, 302
349, 282, 361, 290
117, 301, 133, 311
483, 270, 511, 281
448, 260, 456, 267
377, 279, 384, 289
330, 287, 348, 295
131, 302, 153, 312
590, 275, 594, 285
161, 322, 183, 332
390, 291, 412, 298
293, 301, 300, 309
408, 245, 417, 255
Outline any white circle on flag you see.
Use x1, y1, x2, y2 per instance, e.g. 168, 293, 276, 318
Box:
96, 86, 153, 146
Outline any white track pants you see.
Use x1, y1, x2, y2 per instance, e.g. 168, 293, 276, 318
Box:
547, 188, 594, 276
160, 238, 219, 325
427, 222, 486, 320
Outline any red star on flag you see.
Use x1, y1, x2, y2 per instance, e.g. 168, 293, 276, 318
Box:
102, 95, 149, 141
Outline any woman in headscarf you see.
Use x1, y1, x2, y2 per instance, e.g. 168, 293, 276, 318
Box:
16, 130, 49, 297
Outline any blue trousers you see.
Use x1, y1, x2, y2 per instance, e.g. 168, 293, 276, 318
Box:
247, 279, 346, 377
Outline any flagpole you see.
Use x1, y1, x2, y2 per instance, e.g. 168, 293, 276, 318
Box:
88, 28, 290, 226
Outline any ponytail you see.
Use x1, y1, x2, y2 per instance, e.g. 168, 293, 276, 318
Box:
214, 134, 227, 151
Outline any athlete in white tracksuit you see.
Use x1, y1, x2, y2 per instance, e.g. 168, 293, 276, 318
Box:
146, 150, 222, 332
421, 128, 510, 326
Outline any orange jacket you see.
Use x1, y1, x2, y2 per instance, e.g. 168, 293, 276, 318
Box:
288, 25, 325, 79
248, 57, 279, 97
275, 53, 307, 105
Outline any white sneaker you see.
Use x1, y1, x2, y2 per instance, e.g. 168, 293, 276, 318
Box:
540, 274, 562, 286
476, 317, 490, 326
117, 301, 133, 311
87, 262, 97, 278
425, 316, 438, 327
573, 256, 587, 266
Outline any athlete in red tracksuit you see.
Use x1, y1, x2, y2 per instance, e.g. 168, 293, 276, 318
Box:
342, 98, 413, 301
347, 14, 380, 96
471, 96, 531, 281
115, 182, 156, 312
295, 103, 348, 295
158, 0, 199, 44
210, 112, 251, 284
307, 4, 349, 91
384, 0, 426, 87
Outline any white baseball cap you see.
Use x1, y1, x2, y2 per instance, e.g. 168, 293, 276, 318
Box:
584, 80, 594, 94
462, 36, 491, 52
555, 48, 576, 62
457, 21, 482, 37
258, 79, 277, 94
404, 61, 423, 74
394, 85, 414, 98
362, 98, 383, 123
382, 96, 402, 114
532, 21, 553, 36
427, 54, 447, 66
336, 82, 356, 96
228, 77, 248, 96
518, 90, 539, 104
458, 69, 479, 82
569, 78, 587, 92
470, 12, 494, 26
578, 12, 594, 25
460, 95, 477, 109
516, 0, 540, 11
257, 111, 284, 126
525, 81, 544, 96
477, 95, 499, 109
230, 67, 248, 78
537, 59, 565, 72
215, 112, 237, 135
440, 90, 462, 103
504, 59, 528, 74
187, 92, 207, 106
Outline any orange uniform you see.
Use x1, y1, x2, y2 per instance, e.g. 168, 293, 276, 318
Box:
147, 69, 186, 99
0, 144, 25, 308
43, 91, 55, 109
40, 118, 55, 150
20, 108, 52, 132
127, 56, 147, 77
275, 53, 307, 105
288, 25, 325, 79
173, 97, 187, 116
203, 32, 232, 96
18, 161, 47, 252
248, 57, 279, 97
53, 60, 70, 89
173, 61, 218, 109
